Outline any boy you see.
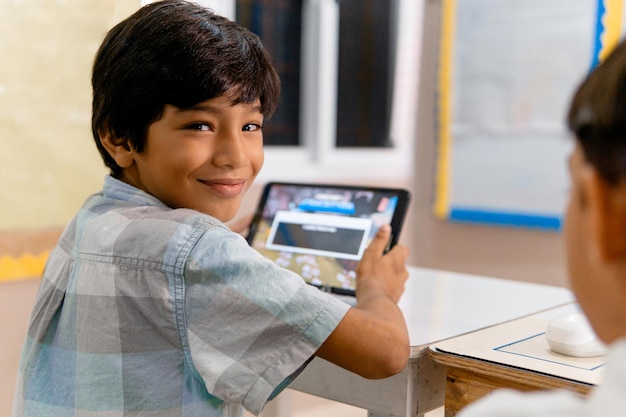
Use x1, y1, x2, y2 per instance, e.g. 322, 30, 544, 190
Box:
12, 2, 410, 416
458, 40, 626, 416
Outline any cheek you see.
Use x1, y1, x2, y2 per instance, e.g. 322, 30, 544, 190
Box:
563, 196, 588, 295
249, 141, 264, 173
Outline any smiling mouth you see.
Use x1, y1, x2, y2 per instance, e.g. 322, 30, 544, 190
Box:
198, 179, 246, 197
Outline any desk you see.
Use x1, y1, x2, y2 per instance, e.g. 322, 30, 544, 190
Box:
429, 304, 604, 416
270, 267, 574, 417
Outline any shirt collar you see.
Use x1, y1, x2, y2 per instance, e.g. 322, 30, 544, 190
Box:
102, 175, 169, 209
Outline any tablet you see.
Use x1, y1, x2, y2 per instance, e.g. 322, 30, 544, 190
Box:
246, 182, 411, 296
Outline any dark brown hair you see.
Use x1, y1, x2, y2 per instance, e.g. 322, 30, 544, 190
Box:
568, 40, 626, 185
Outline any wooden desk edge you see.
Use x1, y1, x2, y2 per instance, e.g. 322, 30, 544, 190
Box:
428, 347, 593, 417
428, 347, 593, 394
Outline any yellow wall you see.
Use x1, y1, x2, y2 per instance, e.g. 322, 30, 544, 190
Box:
0, 0, 145, 282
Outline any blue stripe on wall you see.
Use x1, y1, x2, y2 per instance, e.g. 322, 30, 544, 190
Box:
591, 0, 606, 69
449, 208, 562, 231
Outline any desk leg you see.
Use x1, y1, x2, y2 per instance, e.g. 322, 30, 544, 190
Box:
289, 354, 446, 417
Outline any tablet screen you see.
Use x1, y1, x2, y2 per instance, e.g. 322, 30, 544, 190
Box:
246, 182, 410, 295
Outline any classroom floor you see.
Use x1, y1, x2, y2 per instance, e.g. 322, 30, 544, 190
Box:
246, 390, 444, 417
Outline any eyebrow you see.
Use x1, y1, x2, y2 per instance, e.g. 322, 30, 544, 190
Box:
181, 102, 263, 114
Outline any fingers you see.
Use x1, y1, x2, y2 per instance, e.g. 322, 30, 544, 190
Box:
386, 242, 409, 267
357, 224, 409, 300
364, 224, 392, 257
364, 224, 408, 261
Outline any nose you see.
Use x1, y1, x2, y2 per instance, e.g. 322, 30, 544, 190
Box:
212, 129, 246, 169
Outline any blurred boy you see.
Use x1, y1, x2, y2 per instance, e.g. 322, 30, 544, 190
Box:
12, 2, 409, 416
459, 39, 626, 416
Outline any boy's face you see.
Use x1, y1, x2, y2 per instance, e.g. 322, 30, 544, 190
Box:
563, 142, 626, 343
120, 96, 264, 222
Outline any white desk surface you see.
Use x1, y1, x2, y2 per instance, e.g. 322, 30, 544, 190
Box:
281, 266, 576, 417
398, 266, 574, 354
430, 303, 605, 386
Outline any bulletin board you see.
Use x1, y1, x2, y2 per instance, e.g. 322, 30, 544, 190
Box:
433, 0, 626, 230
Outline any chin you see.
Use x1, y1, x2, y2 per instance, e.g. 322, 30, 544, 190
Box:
204, 208, 238, 223
219, 213, 237, 223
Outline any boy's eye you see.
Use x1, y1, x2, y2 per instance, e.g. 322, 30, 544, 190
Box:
243, 123, 262, 132
186, 123, 211, 131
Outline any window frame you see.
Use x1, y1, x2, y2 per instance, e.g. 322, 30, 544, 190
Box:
259, 0, 420, 184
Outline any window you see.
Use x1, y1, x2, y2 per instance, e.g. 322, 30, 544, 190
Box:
335, 0, 395, 148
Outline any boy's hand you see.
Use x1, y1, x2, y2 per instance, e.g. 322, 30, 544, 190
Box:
356, 224, 409, 303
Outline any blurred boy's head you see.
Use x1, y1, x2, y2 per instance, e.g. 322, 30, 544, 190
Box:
91, 0, 280, 177
565, 40, 626, 344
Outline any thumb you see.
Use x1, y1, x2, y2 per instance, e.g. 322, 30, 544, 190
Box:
366, 224, 392, 255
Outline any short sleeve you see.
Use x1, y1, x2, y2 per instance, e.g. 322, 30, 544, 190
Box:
182, 226, 350, 415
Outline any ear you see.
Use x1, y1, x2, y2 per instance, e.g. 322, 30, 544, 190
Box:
585, 167, 626, 261
99, 130, 136, 168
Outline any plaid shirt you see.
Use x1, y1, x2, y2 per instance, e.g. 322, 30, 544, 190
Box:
13, 176, 349, 417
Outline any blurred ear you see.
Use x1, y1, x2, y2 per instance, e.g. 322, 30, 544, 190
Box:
99, 131, 135, 168
585, 167, 626, 261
